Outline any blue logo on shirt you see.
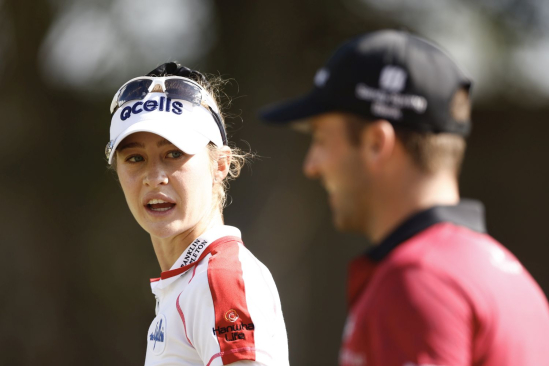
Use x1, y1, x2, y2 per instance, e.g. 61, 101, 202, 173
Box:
149, 318, 165, 350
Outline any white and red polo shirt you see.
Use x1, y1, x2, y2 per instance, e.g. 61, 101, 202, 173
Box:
145, 225, 289, 366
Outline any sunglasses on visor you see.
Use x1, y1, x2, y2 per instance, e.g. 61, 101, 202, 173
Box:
110, 76, 228, 145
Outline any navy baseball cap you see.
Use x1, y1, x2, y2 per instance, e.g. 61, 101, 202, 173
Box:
260, 30, 472, 136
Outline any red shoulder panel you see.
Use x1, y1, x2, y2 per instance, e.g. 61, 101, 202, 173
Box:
207, 240, 256, 364
160, 236, 242, 280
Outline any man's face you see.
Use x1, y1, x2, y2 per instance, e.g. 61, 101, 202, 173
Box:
303, 113, 370, 233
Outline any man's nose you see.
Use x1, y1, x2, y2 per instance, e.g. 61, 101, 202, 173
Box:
303, 146, 320, 179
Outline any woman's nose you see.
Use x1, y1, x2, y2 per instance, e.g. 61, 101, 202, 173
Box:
143, 166, 169, 187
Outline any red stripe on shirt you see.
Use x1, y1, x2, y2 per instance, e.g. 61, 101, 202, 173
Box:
176, 293, 194, 347
188, 264, 198, 284
207, 240, 256, 364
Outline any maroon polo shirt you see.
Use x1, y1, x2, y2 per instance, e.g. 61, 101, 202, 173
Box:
340, 200, 549, 366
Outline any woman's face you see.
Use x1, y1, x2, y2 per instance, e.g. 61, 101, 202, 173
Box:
115, 132, 215, 239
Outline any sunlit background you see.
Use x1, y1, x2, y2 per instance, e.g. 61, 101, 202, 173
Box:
2, 0, 549, 365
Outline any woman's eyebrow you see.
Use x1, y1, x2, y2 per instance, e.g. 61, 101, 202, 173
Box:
118, 142, 145, 151
157, 138, 175, 148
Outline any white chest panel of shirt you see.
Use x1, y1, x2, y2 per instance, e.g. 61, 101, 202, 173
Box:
144, 225, 289, 366
147, 279, 201, 365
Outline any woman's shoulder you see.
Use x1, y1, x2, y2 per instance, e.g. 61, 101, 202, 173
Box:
209, 240, 273, 276
180, 237, 278, 296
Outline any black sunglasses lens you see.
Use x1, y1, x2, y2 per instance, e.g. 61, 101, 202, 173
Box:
165, 80, 202, 106
118, 79, 153, 107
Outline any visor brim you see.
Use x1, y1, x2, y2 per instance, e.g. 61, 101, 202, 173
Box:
108, 119, 211, 164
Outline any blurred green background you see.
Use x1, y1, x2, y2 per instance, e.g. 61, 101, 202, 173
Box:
2, 0, 549, 364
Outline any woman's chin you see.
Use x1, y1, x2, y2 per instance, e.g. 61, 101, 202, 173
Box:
143, 221, 188, 240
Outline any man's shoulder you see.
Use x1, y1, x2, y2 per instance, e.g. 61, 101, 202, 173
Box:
371, 222, 541, 309
383, 222, 503, 274
365, 223, 513, 300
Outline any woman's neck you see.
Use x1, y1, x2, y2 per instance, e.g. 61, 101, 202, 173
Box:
151, 211, 224, 272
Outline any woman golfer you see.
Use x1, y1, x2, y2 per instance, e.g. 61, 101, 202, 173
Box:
106, 62, 289, 366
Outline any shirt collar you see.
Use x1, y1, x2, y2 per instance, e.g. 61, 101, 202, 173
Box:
169, 225, 241, 270
150, 225, 241, 293
367, 199, 486, 262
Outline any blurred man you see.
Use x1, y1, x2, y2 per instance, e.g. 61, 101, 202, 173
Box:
260, 30, 549, 366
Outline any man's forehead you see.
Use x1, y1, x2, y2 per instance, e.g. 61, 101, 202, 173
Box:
289, 113, 351, 135
311, 113, 349, 131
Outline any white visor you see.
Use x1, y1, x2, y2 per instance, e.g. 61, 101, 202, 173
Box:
107, 94, 223, 164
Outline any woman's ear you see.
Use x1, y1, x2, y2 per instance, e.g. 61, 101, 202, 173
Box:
214, 146, 231, 183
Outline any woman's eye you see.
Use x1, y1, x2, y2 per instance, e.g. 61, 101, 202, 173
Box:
167, 150, 184, 159
126, 155, 144, 163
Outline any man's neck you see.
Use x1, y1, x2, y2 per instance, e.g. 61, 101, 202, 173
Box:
367, 173, 459, 244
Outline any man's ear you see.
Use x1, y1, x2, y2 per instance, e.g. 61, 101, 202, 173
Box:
359, 120, 396, 170
214, 146, 231, 183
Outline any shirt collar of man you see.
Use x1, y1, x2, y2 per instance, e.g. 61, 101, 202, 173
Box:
367, 199, 486, 262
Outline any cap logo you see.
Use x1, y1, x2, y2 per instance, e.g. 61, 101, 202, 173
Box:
119, 96, 184, 121
314, 68, 330, 88
355, 65, 427, 120
379, 66, 407, 93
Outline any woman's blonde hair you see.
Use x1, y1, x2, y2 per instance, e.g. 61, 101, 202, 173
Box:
200, 73, 251, 213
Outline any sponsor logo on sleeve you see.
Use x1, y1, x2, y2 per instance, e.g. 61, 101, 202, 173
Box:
224, 309, 239, 322
212, 319, 255, 343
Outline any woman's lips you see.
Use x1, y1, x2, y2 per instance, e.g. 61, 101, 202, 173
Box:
145, 199, 176, 213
